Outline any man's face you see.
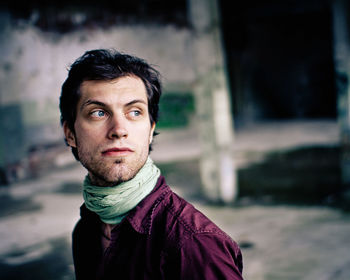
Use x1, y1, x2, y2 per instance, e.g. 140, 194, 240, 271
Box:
64, 75, 155, 187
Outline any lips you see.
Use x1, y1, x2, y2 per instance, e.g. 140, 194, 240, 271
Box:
101, 147, 133, 156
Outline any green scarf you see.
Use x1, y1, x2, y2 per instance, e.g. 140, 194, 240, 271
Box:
83, 157, 160, 224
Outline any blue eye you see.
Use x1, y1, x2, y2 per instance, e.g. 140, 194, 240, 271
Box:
129, 110, 141, 117
91, 110, 105, 117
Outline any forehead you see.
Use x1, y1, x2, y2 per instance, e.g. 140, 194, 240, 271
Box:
78, 75, 148, 104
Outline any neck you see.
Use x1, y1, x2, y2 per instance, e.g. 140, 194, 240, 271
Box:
83, 157, 160, 224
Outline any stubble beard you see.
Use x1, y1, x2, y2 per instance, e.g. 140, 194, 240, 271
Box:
77, 147, 148, 187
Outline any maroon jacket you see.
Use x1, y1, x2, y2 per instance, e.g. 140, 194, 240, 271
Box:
72, 176, 244, 279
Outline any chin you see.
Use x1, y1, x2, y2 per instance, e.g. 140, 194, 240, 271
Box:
110, 166, 137, 183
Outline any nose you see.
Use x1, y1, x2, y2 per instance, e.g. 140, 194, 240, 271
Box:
107, 114, 128, 139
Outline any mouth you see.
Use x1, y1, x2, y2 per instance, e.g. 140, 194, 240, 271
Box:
101, 147, 134, 156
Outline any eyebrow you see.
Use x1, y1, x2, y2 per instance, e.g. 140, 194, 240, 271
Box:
80, 99, 147, 111
80, 100, 106, 111
125, 99, 148, 107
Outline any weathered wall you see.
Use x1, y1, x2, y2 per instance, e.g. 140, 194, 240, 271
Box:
0, 11, 195, 178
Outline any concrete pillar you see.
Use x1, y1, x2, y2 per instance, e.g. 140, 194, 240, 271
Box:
332, 0, 350, 201
188, 0, 237, 203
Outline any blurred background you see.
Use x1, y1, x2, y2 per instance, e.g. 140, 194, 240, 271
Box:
1, 0, 350, 279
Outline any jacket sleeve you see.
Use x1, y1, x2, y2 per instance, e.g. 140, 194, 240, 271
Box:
178, 232, 244, 279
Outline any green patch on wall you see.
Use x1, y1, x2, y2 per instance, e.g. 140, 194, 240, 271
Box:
0, 194, 41, 218
21, 100, 59, 126
0, 104, 26, 167
157, 93, 195, 128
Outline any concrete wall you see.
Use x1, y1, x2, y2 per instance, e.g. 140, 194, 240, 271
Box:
0, 11, 195, 179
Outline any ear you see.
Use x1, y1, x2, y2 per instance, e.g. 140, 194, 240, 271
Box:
63, 122, 77, 148
149, 122, 156, 144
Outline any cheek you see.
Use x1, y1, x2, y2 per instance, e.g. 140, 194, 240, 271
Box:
75, 121, 99, 137
137, 124, 153, 141
74, 124, 102, 149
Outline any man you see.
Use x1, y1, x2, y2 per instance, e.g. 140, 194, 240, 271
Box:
59, 49, 243, 279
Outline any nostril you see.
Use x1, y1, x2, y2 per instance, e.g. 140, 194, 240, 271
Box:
108, 126, 128, 139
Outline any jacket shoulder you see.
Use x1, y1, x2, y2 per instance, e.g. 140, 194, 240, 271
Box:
159, 190, 244, 278
162, 191, 225, 235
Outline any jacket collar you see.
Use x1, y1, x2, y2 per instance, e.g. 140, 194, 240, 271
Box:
126, 175, 171, 235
